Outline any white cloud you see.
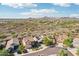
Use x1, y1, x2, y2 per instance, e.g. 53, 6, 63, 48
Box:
20, 9, 58, 18
1, 3, 37, 8
69, 14, 79, 18
53, 3, 71, 7
74, 3, 79, 5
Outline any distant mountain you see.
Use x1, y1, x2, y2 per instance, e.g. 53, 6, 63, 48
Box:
0, 17, 79, 21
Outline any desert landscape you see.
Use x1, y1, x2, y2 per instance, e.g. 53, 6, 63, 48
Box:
0, 17, 79, 56
0, 3, 79, 56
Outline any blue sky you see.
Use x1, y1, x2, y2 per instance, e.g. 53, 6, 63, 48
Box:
0, 3, 79, 18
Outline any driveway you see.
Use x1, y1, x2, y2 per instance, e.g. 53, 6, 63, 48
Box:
23, 47, 73, 56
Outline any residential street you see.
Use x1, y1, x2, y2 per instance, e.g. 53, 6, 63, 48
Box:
23, 47, 73, 56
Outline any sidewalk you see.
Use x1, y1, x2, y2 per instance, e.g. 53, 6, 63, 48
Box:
67, 48, 77, 56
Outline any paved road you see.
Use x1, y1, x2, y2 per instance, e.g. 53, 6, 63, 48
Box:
23, 47, 73, 56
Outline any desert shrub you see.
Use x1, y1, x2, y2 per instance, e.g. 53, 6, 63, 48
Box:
63, 37, 73, 47
76, 48, 79, 55
57, 49, 68, 56
17, 44, 25, 54
43, 36, 53, 46
0, 49, 14, 56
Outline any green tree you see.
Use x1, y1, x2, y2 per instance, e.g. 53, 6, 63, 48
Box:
43, 36, 53, 46
0, 49, 14, 56
17, 43, 25, 54
57, 49, 68, 56
63, 37, 73, 47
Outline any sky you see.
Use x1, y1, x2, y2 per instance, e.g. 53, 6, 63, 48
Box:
0, 3, 79, 18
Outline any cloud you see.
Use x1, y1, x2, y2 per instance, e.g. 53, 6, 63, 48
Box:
20, 9, 58, 18
53, 3, 71, 7
74, 3, 79, 6
69, 14, 79, 18
1, 3, 37, 8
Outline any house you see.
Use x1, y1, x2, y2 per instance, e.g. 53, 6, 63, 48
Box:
33, 35, 43, 43
6, 38, 19, 50
0, 36, 12, 49
73, 38, 79, 48
22, 36, 32, 49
